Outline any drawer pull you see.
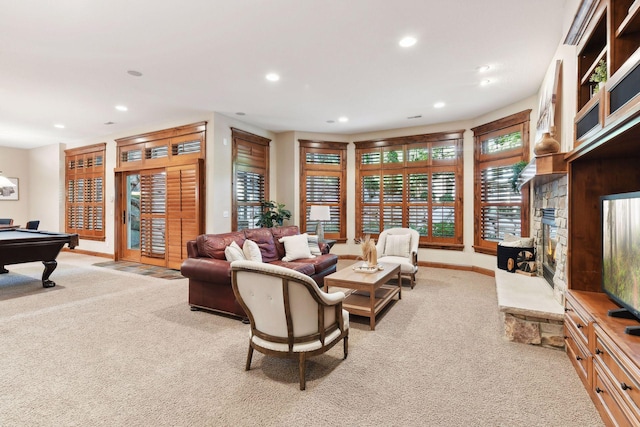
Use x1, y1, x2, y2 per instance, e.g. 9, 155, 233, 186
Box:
576, 356, 582, 361
621, 382, 632, 391
564, 336, 569, 340
565, 307, 572, 312
595, 348, 603, 355
596, 387, 603, 394
576, 323, 583, 329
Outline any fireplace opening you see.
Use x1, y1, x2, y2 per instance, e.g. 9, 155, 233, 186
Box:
541, 208, 558, 288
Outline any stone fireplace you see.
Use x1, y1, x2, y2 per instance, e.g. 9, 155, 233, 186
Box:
541, 208, 558, 287
533, 175, 568, 305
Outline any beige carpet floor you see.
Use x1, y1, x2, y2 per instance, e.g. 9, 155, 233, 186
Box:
0, 253, 603, 426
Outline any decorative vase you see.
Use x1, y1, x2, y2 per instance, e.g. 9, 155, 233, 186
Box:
533, 132, 560, 156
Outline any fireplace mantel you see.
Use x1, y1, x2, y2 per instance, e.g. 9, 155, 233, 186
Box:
517, 152, 567, 191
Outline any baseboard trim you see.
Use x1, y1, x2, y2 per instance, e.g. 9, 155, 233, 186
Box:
62, 248, 113, 259
336, 255, 495, 277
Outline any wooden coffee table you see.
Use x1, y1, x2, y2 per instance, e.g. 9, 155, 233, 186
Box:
324, 262, 401, 330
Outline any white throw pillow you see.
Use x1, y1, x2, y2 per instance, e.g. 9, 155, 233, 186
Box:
384, 234, 411, 258
224, 241, 246, 262
243, 239, 262, 262
307, 235, 323, 256
279, 233, 315, 262
498, 237, 535, 248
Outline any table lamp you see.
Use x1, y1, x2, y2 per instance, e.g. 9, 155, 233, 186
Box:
309, 205, 331, 241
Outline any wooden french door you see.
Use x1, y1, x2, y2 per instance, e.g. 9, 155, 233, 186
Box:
118, 163, 201, 268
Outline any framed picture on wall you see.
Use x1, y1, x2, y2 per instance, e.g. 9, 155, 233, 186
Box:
0, 177, 19, 201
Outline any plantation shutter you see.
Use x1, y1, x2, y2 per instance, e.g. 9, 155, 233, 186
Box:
232, 128, 270, 231
431, 171, 456, 238
480, 163, 522, 241
140, 170, 166, 265
304, 171, 341, 235
65, 144, 105, 239
236, 169, 265, 230
166, 163, 200, 269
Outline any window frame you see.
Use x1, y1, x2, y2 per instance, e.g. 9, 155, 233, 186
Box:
299, 140, 348, 242
354, 131, 464, 249
64, 143, 107, 241
232, 128, 271, 231
472, 110, 532, 255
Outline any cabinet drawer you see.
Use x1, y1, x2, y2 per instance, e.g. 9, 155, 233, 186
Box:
565, 297, 591, 346
594, 363, 635, 427
565, 324, 591, 387
595, 326, 640, 419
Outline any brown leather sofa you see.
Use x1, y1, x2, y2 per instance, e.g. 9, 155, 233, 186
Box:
180, 225, 338, 318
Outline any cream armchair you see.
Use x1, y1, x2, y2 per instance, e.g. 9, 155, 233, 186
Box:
376, 228, 419, 288
231, 260, 349, 390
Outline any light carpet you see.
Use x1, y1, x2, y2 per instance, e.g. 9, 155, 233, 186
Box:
0, 254, 603, 426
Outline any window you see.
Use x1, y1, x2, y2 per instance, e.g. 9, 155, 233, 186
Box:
65, 143, 106, 240
472, 110, 531, 255
299, 140, 348, 242
232, 128, 270, 230
355, 131, 464, 249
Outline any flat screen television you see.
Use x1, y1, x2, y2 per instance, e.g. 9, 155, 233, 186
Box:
602, 191, 640, 334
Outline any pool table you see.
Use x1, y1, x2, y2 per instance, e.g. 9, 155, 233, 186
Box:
0, 229, 79, 287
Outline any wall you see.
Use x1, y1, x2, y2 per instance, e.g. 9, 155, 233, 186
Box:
28, 144, 64, 231
0, 146, 29, 225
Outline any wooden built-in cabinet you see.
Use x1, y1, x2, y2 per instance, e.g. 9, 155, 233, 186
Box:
574, 0, 640, 145
567, 1, 640, 425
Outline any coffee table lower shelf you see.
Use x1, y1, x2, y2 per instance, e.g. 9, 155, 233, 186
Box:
342, 285, 400, 320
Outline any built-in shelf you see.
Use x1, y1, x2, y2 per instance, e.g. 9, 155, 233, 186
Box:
517, 152, 568, 191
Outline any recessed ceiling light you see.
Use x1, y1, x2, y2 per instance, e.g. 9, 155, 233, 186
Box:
54, 124, 65, 129
480, 79, 492, 86
338, 116, 349, 123
265, 73, 280, 82
434, 102, 445, 109
399, 36, 417, 47
127, 70, 143, 77
115, 105, 128, 111
477, 65, 491, 73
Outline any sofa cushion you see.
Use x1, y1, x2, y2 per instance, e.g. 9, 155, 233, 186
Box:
224, 241, 246, 262
197, 232, 245, 259
271, 225, 301, 259
279, 233, 315, 261
242, 239, 262, 262
244, 228, 278, 262
268, 260, 315, 277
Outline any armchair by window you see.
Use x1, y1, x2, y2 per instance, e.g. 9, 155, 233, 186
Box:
231, 260, 349, 390
376, 228, 419, 288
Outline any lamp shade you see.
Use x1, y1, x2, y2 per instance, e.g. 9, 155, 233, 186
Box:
309, 205, 331, 221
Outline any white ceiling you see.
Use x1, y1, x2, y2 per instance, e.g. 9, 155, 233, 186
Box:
0, 0, 568, 149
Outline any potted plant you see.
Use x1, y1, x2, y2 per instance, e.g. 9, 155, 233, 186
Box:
254, 200, 291, 228
510, 160, 528, 193
589, 59, 607, 95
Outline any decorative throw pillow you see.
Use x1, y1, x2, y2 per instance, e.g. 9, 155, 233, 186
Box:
279, 233, 315, 262
383, 234, 411, 258
243, 239, 262, 262
224, 241, 246, 262
499, 237, 535, 248
307, 235, 323, 256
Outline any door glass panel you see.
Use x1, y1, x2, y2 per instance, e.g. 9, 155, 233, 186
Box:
127, 174, 141, 250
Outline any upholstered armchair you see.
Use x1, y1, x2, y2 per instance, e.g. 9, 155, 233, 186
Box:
376, 228, 419, 288
231, 260, 349, 390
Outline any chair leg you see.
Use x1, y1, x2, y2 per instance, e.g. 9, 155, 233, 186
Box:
343, 335, 349, 359
299, 353, 307, 390
245, 344, 254, 371
411, 272, 416, 289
